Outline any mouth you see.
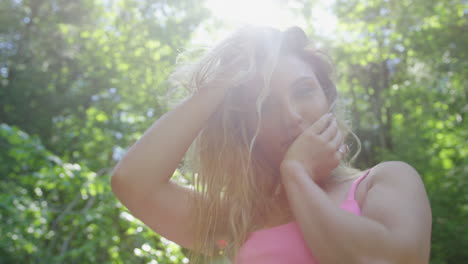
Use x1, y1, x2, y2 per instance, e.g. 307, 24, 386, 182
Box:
281, 136, 297, 148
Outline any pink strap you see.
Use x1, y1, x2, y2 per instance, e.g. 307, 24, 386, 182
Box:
346, 168, 372, 201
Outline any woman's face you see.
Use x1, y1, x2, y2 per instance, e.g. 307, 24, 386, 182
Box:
246, 54, 330, 171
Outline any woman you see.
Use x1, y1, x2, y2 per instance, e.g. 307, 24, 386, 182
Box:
110, 26, 432, 263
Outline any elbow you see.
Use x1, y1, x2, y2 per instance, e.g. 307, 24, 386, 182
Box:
387, 245, 428, 264
110, 171, 120, 192
356, 239, 425, 264
110, 167, 128, 198
110, 169, 138, 209
109, 166, 155, 202
394, 237, 430, 264
399, 250, 429, 264
110, 161, 130, 188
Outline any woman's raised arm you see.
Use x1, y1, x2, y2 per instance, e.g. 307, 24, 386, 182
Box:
110, 85, 227, 252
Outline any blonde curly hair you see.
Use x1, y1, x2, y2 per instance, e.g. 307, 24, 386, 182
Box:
168, 25, 363, 263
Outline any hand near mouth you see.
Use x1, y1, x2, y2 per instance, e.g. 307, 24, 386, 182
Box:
279, 112, 347, 185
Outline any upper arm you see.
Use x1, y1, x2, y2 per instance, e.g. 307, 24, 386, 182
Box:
361, 161, 432, 263
111, 176, 227, 255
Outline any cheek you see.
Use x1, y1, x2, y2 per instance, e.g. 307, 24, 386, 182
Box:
255, 123, 286, 161
304, 101, 328, 121
245, 111, 279, 142
254, 125, 273, 147
254, 131, 284, 166
303, 90, 330, 121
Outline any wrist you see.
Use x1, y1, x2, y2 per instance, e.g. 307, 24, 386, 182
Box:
191, 84, 226, 103
280, 160, 306, 180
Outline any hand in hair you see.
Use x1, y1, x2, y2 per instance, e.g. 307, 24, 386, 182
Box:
279, 112, 345, 185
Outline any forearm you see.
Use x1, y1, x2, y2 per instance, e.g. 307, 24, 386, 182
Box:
111, 87, 226, 192
281, 163, 401, 264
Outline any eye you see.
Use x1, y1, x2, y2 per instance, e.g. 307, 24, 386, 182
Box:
295, 84, 315, 96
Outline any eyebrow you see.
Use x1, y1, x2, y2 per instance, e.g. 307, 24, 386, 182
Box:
290, 76, 317, 89
244, 76, 317, 103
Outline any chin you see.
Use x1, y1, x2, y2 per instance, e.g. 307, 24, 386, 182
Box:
272, 154, 286, 171
256, 145, 285, 170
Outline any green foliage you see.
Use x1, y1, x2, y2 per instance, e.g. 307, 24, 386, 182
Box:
1, 0, 466, 263
0, 0, 208, 170
292, 0, 467, 262
0, 123, 189, 263
326, 0, 467, 262
1, 0, 207, 263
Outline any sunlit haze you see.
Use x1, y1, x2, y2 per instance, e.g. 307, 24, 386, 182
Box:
191, 0, 337, 45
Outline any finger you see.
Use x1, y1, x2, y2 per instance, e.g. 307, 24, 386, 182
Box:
338, 144, 348, 159
320, 117, 338, 142
335, 150, 344, 162
309, 113, 334, 135
337, 145, 348, 162
330, 129, 344, 151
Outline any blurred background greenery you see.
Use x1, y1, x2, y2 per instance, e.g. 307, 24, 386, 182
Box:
0, 0, 466, 263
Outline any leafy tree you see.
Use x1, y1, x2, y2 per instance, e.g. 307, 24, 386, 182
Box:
0, 0, 208, 170
306, 0, 466, 262
1, 0, 466, 262
1, 0, 207, 263
0, 123, 193, 263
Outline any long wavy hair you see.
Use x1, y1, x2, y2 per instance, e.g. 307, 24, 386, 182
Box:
168, 26, 363, 263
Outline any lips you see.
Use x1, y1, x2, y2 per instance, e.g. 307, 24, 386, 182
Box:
281, 136, 298, 148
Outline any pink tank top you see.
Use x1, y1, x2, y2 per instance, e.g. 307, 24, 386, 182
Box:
232, 169, 372, 264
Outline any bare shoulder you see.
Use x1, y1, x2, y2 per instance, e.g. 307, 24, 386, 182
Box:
360, 161, 432, 262
368, 161, 425, 188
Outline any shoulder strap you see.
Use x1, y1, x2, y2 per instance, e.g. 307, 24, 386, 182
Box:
346, 168, 372, 201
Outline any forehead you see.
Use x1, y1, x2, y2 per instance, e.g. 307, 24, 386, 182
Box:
270, 54, 316, 90
241, 54, 317, 101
